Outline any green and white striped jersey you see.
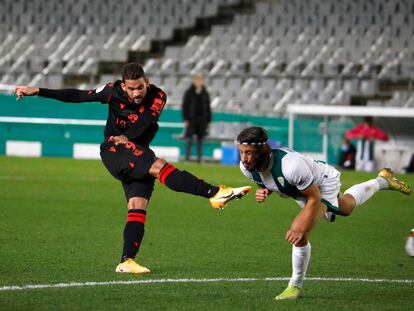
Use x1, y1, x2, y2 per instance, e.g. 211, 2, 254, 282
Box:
240, 148, 330, 199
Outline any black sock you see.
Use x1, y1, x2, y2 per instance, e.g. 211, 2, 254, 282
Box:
121, 209, 146, 262
158, 164, 219, 198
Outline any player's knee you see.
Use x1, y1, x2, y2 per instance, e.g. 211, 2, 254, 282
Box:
340, 208, 353, 217
339, 193, 356, 216
149, 158, 168, 178
127, 197, 148, 210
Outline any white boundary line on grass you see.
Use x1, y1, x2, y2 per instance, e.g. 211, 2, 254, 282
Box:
1, 276, 413, 292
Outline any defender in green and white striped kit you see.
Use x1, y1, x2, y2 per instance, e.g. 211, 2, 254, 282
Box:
240, 147, 342, 218
236, 127, 411, 301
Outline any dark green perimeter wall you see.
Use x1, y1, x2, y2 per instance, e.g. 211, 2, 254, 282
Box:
0, 94, 351, 163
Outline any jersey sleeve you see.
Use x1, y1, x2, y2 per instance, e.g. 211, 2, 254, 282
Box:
182, 89, 190, 121
93, 83, 114, 104
122, 89, 167, 141
204, 90, 212, 123
38, 83, 113, 104
282, 154, 314, 191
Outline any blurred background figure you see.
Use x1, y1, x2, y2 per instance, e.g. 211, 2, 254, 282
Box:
338, 137, 356, 170
182, 73, 211, 163
405, 229, 414, 257
404, 153, 414, 173
345, 117, 388, 172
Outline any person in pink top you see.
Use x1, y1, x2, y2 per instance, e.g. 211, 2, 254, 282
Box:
345, 117, 389, 172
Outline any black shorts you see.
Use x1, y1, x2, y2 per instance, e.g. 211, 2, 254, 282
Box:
100, 141, 157, 201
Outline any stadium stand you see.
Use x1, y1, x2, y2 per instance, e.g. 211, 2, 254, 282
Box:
1, 0, 413, 116
0, 0, 413, 168
150, 0, 414, 115
0, 0, 244, 89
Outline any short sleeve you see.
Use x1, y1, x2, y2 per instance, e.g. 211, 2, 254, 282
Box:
281, 154, 314, 191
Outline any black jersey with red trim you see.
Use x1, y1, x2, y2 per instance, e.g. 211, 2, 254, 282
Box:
38, 81, 167, 146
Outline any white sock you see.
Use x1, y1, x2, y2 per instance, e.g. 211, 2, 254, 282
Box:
289, 242, 311, 288
376, 176, 389, 190
344, 178, 384, 207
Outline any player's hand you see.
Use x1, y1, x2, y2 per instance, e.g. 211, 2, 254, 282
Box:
256, 188, 271, 203
15, 86, 39, 100
109, 135, 129, 145
285, 229, 305, 245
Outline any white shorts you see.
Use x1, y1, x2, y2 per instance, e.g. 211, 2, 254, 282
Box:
295, 165, 341, 214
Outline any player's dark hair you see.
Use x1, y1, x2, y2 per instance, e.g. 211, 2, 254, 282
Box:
236, 127, 268, 146
122, 63, 146, 81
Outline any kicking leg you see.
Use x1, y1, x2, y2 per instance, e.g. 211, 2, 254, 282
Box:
150, 159, 251, 209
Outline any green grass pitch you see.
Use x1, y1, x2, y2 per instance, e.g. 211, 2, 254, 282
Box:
0, 156, 413, 310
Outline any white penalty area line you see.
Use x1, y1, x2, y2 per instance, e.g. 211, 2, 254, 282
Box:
1, 276, 413, 292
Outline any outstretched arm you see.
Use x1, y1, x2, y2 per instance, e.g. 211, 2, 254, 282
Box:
286, 183, 323, 245
15, 85, 106, 103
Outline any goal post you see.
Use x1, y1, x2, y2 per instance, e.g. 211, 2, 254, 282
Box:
287, 104, 414, 165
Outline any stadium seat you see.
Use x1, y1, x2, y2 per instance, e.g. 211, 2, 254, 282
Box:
1, 0, 413, 115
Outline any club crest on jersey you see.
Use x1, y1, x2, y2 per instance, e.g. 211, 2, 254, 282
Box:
151, 97, 165, 116
277, 177, 285, 187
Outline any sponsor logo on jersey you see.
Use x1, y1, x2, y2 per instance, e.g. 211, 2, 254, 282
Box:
277, 177, 285, 187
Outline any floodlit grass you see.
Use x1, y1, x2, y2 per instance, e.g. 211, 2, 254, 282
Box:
0, 156, 413, 310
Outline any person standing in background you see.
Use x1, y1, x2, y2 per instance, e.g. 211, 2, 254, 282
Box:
182, 74, 211, 163
345, 117, 388, 172
338, 137, 356, 169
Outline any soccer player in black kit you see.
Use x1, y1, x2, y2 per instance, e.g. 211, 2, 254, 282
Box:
15, 63, 251, 274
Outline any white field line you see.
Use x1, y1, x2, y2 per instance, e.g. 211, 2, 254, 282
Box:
1, 276, 413, 292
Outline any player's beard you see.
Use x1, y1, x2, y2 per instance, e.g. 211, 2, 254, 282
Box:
248, 151, 269, 172
133, 96, 144, 104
